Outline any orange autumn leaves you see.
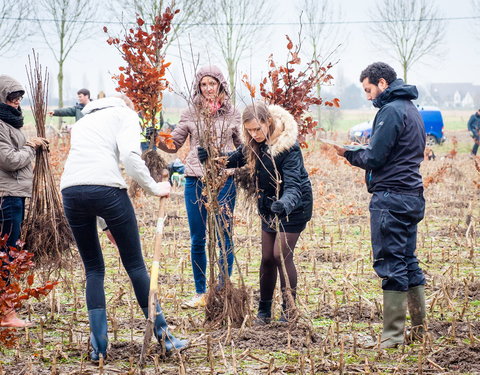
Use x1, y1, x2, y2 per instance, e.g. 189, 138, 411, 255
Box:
243, 35, 340, 148
104, 8, 179, 149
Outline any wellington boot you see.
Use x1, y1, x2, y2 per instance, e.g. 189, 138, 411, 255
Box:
88, 308, 108, 362
142, 305, 188, 354
381, 291, 407, 349
407, 285, 426, 341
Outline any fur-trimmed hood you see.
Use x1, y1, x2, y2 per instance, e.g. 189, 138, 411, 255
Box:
267, 104, 298, 156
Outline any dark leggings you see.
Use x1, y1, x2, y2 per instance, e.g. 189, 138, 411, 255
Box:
62, 185, 151, 310
260, 231, 301, 302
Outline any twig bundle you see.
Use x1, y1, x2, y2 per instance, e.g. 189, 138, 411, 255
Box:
198, 108, 250, 327
22, 51, 74, 269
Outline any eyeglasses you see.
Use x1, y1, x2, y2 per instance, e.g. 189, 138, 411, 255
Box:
8, 96, 23, 103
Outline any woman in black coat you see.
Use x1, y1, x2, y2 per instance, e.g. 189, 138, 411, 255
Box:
200, 102, 312, 324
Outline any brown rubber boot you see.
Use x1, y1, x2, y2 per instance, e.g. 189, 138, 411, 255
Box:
407, 285, 426, 341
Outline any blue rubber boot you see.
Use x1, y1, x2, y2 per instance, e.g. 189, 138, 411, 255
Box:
142, 305, 188, 353
88, 308, 108, 361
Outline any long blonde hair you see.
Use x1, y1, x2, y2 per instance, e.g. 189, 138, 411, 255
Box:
241, 102, 275, 177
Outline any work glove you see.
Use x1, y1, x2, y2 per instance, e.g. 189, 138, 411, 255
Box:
197, 146, 208, 163
270, 200, 286, 215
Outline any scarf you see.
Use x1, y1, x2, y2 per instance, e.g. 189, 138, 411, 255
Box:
0, 103, 24, 128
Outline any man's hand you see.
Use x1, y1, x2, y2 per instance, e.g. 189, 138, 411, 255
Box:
270, 200, 286, 215
26, 137, 49, 150
155, 181, 171, 197
333, 144, 347, 157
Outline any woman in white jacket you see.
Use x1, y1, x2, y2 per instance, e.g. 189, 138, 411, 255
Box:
61, 96, 187, 361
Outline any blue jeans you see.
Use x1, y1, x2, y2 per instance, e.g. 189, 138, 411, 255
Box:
472, 135, 479, 155
370, 191, 426, 291
62, 185, 151, 310
0, 196, 25, 249
184, 176, 236, 294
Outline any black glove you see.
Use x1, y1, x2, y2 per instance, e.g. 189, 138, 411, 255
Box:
197, 146, 208, 163
270, 200, 286, 215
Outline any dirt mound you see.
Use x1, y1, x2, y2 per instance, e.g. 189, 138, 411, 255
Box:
429, 320, 480, 339
430, 345, 480, 372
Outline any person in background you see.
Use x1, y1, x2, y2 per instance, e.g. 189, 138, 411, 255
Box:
48, 88, 91, 121
157, 66, 242, 309
60, 95, 187, 361
199, 101, 313, 324
0, 75, 48, 327
467, 108, 480, 157
334, 62, 427, 348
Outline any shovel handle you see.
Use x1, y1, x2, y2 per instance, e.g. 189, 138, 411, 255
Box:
149, 169, 170, 291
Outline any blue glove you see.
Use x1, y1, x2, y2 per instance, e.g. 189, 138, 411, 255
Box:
197, 146, 208, 163
270, 200, 286, 215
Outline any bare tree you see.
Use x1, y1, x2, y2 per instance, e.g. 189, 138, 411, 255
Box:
107, 0, 207, 52
371, 0, 445, 83
0, 0, 33, 55
207, 0, 271, 101
300, 0, 345, 127
36, 0, 96, 111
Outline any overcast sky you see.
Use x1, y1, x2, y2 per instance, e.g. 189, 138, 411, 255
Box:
1, 0, 478, 103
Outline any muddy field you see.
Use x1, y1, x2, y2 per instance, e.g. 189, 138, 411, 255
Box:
0, 130, 479, 374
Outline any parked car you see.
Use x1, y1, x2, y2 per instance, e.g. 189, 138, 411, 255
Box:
348, 106, 446, 146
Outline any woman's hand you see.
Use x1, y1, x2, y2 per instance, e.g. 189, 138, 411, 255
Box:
26, 137, 49, 150
155, 181, 171, 197
271, 200, 286, 215
197, 146, 208, 163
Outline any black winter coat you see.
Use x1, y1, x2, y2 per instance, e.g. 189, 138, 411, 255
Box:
227, 105, 312, 232
345, 79, 425, 194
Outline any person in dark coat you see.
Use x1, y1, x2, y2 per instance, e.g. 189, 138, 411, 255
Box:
467, 109, 480, 156
48, 88, 91, 121
199, 102, 313, 324
334, 62, 426, 348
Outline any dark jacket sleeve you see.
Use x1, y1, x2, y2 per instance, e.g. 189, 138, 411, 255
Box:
226, 146, 246, 168
278, 147, 304, 216
467, 115, 477, 132
345, 106, 403, 170
53, 106, 77, 117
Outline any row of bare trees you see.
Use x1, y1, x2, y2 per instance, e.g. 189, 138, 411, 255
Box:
2, 0, 476, 109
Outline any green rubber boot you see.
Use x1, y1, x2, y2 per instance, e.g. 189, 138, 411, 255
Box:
381, 291, 407, 349
407, 285, 426, 341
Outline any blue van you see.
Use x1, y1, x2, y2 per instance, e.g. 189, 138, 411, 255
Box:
349, 106, 446, 146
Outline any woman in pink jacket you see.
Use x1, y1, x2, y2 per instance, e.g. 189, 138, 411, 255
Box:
158, 66, 242, 308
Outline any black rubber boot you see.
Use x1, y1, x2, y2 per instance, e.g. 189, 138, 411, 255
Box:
142, 305, 188, 353
88, 308, 108, 361
254, 300, 272, 325
381, 291, 407, 348
407, 285, 426, 341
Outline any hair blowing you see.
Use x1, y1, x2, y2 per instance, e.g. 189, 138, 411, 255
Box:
242, 102, 275, 177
